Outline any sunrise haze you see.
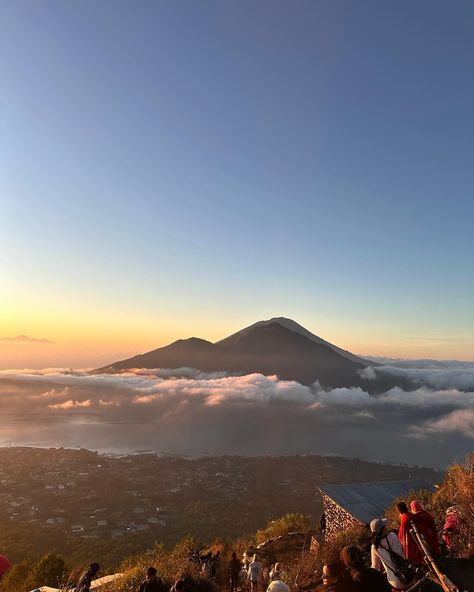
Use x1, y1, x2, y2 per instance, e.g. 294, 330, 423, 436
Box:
2, 0, 473, 368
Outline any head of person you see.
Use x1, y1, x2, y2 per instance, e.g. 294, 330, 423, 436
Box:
410, 500, 424, 514
370, 518, 387, 539
274, 563, 281, 573
253, 554, 258, 562
89, 563, 100, 577
322, 562, 345, 587
340, 546, 364, 571
396, 501, 409, 515
446, 505, 459, 516
146, 567, 157, 581
175, 579, 185, 592
232, 552, 237, 559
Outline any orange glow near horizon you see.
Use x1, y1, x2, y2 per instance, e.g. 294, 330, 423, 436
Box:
1, 320, 473, 370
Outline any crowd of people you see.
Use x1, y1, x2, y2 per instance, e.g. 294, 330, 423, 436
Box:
320, 500, 463, 592
0, 501, 463, 592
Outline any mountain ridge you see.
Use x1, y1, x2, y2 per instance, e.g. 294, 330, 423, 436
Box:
95, 318, 403, 391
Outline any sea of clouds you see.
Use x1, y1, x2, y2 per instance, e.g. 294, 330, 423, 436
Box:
0, 360, 472, 468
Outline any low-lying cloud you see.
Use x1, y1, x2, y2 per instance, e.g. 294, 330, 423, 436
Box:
360, 358, 474, 391
0, 335, 53, 344
0, 362, 473, 468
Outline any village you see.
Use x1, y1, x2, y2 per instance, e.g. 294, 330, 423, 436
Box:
0, 447, 440, 562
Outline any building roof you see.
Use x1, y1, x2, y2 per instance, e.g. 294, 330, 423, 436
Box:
319, 479, 436, 524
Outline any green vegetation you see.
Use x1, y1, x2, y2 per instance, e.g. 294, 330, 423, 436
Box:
255, 513, 310, 544
4, 450, 474, 592
0, 447, 439, 569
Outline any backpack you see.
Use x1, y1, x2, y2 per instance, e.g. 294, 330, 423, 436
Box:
384, 536, 417, 585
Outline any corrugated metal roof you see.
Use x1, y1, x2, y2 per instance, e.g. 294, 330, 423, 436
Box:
319, 480, 435, 524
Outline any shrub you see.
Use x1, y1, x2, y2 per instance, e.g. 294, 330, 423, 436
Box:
256, 513, 311, 544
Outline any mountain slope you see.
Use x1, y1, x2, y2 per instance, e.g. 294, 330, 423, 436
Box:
217, 317, 374, 366
96, 318, 386, 389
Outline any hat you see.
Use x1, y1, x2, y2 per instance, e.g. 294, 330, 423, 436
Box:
411, 500, 423, 513
370, 518, 387, 533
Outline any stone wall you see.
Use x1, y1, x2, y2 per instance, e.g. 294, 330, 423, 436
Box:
320, 492, 362, 540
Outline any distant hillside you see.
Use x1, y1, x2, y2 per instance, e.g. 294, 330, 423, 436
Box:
96, 317, 405, 390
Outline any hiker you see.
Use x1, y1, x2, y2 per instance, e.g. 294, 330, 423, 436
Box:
169, 579, 186, 592
321, 561, 355, 591
210, 550, 220, 578
370, 518, 416, 590
76, 562, 100, 592
139, 567, 165, 592
340, 545, 391, 592
320, 512, 327, 535
410, 500, 441, 556
229, 552, 242, 592
442, 506, 462, 557
397, 501, 424, 564
266, 579, 289, 592
0, 555, 10, 581
248, 554, 263, 592
269, 563, 283, 581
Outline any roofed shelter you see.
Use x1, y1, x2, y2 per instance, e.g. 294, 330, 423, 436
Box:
318, 479, 436, 539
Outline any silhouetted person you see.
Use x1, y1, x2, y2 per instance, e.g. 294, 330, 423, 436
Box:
320, 512, 327, 535
170, 579, 186, 592
340, 545, 391, 592
321, 561, 355, 592
139, 567, 165, 592
76, 563, 100, 592
229, 552, 242, 592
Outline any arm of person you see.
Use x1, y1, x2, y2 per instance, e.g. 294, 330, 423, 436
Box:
371, 545, 382, 571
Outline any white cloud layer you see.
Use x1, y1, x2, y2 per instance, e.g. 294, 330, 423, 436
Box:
0, 364, 473, 467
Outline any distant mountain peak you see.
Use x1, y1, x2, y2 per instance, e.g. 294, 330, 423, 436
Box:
220, 317, 372, 366
95, 317, 386, 388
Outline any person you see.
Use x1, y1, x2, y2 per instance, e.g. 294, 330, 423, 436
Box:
340, 545, 391, 592
397, 501, 424, 564
442, 506, 462, 556
229, 552, 242, 592
209, 550, 220, 578
320, 512, 327, 535
248, 554, 263, 592
169, 579, 186, 592
266, 579, 289, 592
0, 555, 10, 582
410, 501, 440, 556
269, 563, 283, 581
321, 561, 355, 591
370, 518, 415, 590
139, 567, 165, 592
76, 562, 100, 592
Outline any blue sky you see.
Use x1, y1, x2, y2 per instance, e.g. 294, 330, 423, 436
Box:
1, 0, 473, 364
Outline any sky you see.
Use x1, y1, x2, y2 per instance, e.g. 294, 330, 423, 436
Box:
1, 0, 473, 368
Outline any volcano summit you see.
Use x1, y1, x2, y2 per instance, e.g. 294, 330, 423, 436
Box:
97, 318, 406, 391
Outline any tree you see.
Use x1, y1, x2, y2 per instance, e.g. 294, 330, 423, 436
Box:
1, 559, 32, 592
31, 552, 67, 588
